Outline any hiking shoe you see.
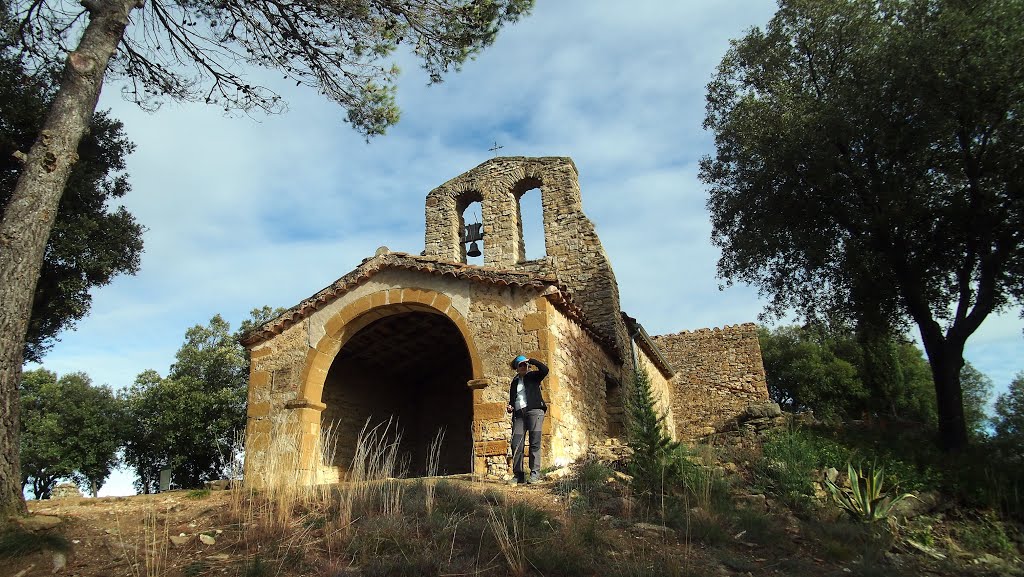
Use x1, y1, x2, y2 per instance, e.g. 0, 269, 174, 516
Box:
508, 474, 526, 486
528, 472, 542, 484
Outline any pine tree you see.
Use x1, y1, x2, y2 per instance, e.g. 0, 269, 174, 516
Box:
625, 367, 679, 497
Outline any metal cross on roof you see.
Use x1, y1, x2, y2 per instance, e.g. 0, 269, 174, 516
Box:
488, 141, 504, 156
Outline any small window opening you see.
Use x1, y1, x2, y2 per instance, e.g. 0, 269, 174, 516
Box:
604, 373, 624, 438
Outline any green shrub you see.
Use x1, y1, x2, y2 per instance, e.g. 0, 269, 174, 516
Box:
755, 428, 822, 508
955, 513, 1015, 555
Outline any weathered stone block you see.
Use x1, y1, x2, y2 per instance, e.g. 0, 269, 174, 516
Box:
522, 312, 547, 331
474, 403, 508, 421
248, 402, 271, 418
475, 440, 508, 456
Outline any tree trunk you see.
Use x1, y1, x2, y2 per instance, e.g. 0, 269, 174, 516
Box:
0, 0, 137, 524
931, 348, 969, 451
918, 328, 969, 451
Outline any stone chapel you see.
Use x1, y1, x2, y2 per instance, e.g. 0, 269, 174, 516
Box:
241, 157, 768, 484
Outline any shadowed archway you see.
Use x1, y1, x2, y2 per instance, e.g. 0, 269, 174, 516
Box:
320, 308, 474, 476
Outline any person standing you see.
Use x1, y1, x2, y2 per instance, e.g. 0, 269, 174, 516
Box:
506, 355, 548, 484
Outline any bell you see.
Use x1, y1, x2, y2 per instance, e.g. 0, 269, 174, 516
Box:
467, 241, 482, 258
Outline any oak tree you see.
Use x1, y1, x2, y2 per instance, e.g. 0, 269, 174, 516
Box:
701, 0, 1023, 451
19, 369, 123, 498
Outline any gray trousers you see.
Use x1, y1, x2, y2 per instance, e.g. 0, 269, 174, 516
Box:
511, 408, 545, 479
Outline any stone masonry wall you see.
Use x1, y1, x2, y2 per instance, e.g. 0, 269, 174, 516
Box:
465, 284, 548, 478
652, 323, 768, 440
423, 157, 629, 361
546, 301, 621, 467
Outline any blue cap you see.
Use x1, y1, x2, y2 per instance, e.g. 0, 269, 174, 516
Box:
512, 355, 529, 368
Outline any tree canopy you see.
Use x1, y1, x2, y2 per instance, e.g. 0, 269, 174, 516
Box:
992, 372, 1024, 462
122, 310, 274, 492
19, 369, 122, 498
701, 0, 1024, 450
758, 324, 944, 424
12, 0, 534, 135
959, 361, 994, 439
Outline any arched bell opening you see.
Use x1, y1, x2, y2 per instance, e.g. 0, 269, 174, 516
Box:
457, 192, 484, 266
513, 177, 545, 263
320, 308, 474, 477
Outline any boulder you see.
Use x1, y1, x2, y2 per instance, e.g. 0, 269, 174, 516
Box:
205, 479, 232, 491
889, 490, 942, 519
742, 402, 782, 421
18, 515, 62, 532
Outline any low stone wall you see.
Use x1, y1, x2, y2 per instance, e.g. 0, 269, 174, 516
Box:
653, 323, 768, 440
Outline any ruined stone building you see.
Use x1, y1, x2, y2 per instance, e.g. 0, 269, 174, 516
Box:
241, 157, 768, 484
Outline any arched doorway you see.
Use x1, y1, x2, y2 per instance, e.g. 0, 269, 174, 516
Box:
319, 308, 474, 477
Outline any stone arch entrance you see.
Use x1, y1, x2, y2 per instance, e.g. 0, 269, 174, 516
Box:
293, 288, 484, 479
321, 308, 474, 476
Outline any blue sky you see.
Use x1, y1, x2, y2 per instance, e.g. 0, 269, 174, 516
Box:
25, 0, 1023, 495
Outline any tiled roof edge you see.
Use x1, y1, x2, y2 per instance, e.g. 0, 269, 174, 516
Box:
240, 251, 569, 347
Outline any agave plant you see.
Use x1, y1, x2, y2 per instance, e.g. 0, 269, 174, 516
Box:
823, 462, 915, 522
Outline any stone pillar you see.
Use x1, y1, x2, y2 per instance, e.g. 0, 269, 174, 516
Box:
468, 378, 509, 478
285, 399, 327, 484
424, 193, 461, 262
481, 187, 520, 268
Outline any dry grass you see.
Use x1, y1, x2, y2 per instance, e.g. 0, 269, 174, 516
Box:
228, 415, 424, 570
424, 429, 445, 515
120, 508, 168, 577
487, 505, 528, 577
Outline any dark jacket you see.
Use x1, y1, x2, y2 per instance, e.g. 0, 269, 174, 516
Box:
508, 358, 548, 411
